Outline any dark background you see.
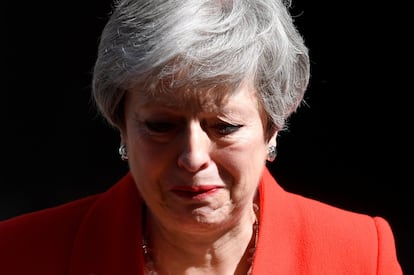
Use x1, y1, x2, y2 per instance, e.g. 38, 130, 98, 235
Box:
4, 1, 412, 273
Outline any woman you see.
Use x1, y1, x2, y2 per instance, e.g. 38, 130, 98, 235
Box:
0, 0, 402, 274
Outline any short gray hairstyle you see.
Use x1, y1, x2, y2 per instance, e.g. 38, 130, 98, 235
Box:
92, 0, 310, 132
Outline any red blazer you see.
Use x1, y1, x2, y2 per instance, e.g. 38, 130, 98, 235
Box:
0, 168, 402, 274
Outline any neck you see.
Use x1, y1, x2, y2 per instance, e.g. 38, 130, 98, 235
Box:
142, 204, 259, 275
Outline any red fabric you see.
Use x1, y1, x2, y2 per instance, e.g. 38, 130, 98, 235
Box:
252, 168, 402, 274
0, 168, 402, 274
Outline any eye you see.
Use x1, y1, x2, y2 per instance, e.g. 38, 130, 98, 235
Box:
145, 120, 176, 133
211, 122, 242, 135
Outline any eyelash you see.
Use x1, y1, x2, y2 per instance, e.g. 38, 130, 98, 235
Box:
144, 120, 242, 136
210, 123, 242, 135
145, 121, 177, 133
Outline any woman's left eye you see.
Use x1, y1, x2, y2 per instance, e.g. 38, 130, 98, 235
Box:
211, 123, 242, 135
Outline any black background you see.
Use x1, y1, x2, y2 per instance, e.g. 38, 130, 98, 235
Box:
4, 1, 412, 273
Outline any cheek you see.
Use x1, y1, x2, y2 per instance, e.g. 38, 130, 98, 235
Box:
125, 119, 167, 168
125, 136, 167, 191
217, 139, 267, 185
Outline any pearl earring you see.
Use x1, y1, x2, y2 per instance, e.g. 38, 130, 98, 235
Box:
267, 145, 277, 162
118, 144, 128, 161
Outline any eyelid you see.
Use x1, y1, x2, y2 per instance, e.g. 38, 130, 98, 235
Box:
145, 120, 170, 131
144, 120, 182, 133
209, 122, 242, 135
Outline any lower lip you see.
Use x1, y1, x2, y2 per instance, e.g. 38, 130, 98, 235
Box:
171, 188, 220, 200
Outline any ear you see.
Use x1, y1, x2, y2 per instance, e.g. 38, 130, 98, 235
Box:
266, 127, 278, 147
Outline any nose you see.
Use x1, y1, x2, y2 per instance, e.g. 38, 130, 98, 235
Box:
177, 120, 211, 172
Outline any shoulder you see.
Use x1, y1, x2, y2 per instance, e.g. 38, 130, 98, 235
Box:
0, 194, 100, 274
261, 167, 387, 234
0, 172, 136, 240
278, 183, 396, 245
0, 194, 99, 236
259, 168, 402, 273
0, 172, 140, 275
0, 195, 99, 263
285, 193, 401, 273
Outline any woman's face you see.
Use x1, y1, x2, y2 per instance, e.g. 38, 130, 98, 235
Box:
122, 80, 276, 230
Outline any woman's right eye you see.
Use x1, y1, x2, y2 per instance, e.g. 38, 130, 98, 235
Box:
144, 121, 176, 133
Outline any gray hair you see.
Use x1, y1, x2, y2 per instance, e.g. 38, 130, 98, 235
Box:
92, 0, 310, 132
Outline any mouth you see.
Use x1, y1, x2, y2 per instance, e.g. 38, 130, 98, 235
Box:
170, 185, 221, 200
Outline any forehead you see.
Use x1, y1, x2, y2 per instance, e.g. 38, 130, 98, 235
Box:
128, 80, 260, 113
